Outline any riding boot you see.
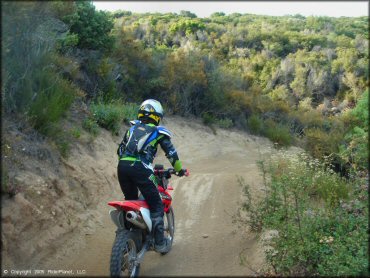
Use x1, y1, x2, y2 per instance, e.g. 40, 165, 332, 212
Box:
151, 213, 171, 253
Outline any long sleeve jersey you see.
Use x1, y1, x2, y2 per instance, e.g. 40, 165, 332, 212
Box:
117, 120, 182, 172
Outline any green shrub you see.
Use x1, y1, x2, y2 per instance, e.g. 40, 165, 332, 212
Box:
339, 91, 368, 171
56, 31, 79, 54
201, 112, 215, 126
82, 118, 100, 136
290, 109, 324, 129
304, 127, 343, 159
120, 103, 138, 122
216, 118, 233, 129
247, 114, 263, 134
71, 127, 81, 139
55, 136, 70, 158
27, 69, 76, 134
91, 102, 122, 135
238, 151, 367, 276
90, 101, 137, 135
263, 119, 292, 147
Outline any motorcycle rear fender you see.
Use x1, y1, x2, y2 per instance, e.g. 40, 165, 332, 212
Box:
109, 209, 126, 229
108, 200, 149, 210
108, 201, 152, 231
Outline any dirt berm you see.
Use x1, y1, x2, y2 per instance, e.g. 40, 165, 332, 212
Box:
2, 116, 299, 276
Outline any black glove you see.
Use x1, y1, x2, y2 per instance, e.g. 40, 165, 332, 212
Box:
177, 169, 186, 177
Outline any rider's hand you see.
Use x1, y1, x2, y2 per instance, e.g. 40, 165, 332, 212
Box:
177, 169, 186, 177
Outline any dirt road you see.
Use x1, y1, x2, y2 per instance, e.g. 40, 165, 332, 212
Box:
39, 117, 285, 276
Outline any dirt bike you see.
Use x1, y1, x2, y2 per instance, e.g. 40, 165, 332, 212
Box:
108, 164, 189, 277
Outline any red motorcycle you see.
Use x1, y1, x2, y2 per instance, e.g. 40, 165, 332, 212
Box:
108, 165, 189, 277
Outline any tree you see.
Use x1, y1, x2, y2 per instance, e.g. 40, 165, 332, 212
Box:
63, 1, 114, 51
179, 10, 197, 18
211, 12, 226, 17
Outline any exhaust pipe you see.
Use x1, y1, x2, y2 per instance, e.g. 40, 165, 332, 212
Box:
126, 211, 147, 229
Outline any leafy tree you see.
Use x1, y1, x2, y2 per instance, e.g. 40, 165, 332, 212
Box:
63, 1, 114, 51
169, 18, 206, 36
112, 10, 132, 18
211, 12, 226, 17
179, 10, 197, 18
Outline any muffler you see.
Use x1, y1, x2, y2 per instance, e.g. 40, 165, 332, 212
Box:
126, 211, 147, 229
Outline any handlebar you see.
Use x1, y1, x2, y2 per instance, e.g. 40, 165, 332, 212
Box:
154, 168, 190, 177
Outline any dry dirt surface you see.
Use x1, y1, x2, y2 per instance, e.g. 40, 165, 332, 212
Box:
2, 116, 299, 276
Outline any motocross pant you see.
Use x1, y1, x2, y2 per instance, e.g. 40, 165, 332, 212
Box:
117, 160, 167, 247
117, 160, 164, 215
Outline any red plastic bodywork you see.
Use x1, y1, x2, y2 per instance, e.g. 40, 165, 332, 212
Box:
108, 185, 173, 213
108, 200, 149, 211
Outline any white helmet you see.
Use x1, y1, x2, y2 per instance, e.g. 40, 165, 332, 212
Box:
137, 99, 164, 125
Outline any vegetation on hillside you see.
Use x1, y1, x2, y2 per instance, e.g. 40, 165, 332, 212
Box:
2, 2, 368, 275
239, 151, 368, 276
107, 9, 368, 169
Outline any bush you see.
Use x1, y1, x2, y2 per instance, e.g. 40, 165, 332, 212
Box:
71, 127, 81, 139
216, 118, 233, 129
238, 151, 367, 276
120, 102, 137, 122
2, 2, 67, 113
290, 109, 324, 129
82, 118, 100, 136
89, 101, 137, 135
27, 69, 77, 134
56, 31, 79, 54
304, 127, 343, 159
247, 114, 263, 134
201, 112, 215, 126
263, 119, 292, 147
339, 91, 368, 171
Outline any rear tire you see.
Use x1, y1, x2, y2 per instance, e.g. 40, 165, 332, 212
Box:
161, 206, 175, 255
110, 229, 142, 277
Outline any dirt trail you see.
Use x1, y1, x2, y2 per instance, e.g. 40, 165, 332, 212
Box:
42, 117, 289, 276
2, 116, 298, 276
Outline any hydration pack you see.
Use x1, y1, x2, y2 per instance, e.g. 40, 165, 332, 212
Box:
118, 123, 156, 157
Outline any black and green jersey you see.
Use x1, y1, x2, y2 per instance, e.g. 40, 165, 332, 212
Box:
117, 120, 182, 172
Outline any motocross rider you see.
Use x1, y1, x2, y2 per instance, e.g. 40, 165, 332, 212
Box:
117, 99, 185, 253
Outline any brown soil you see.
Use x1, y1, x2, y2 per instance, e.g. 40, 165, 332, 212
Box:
1, 116, 300, 276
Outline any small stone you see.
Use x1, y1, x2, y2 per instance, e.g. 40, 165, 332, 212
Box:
51, 211, 56, 216
37, 191, 41, 195
202, 234, 209, 238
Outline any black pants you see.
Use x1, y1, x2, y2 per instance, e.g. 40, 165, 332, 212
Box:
117, 160, 164, 216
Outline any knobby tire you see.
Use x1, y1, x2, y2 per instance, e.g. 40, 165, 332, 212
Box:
110, 229, 142, 277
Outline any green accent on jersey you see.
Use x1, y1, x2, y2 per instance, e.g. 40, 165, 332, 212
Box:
120, 156, 141, 161
149, 135, 164, 147
174, 160, 182, 172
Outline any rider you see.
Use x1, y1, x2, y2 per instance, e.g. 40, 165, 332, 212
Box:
117, 99, 185, 253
